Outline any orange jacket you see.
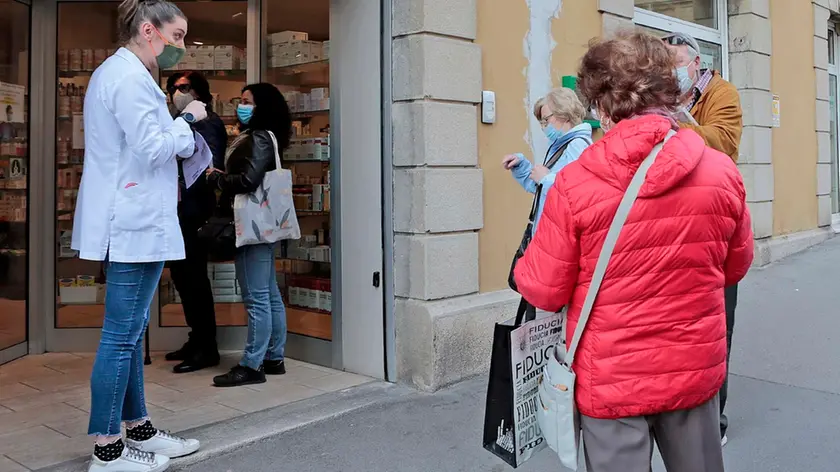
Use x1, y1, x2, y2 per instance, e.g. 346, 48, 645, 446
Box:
681, 73, 743, 162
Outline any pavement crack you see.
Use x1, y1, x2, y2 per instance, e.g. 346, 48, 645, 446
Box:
731, 373, 840, 397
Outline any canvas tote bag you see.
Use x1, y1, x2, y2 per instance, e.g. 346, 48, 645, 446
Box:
233, 131, 301, 247
536, 130, 675, 470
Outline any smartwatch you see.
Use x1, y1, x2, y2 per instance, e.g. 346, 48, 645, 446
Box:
183, 112, 196, 124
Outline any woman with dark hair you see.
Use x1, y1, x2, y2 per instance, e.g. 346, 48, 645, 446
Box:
206, 82, 292, 387
74, 0, 205, 469
514, 31, 753, 471
163, 71, 225, 374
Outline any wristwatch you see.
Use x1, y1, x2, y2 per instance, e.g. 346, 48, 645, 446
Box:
182, 112, 196, 124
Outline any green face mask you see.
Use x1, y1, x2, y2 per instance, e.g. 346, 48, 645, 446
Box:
151, 27, 185, 69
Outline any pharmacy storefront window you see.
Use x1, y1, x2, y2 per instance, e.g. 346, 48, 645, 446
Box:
0, 0, 29, 361
54, 2, 117, 329
262, 0, 332, 342
635, 0, 729, 78
157, 0, 249, 331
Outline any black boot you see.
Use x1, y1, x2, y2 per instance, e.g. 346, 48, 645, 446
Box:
173, 350, 221, 374
165, 341, 193, 362
263, 360, 286, 375
213, 365, 266, 387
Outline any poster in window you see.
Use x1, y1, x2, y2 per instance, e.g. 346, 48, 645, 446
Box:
72, 113, 85, 150
0, 82, 25, 123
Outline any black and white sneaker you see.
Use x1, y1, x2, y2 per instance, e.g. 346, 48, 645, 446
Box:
126, 430, 200, 459
88, 444, 170, 472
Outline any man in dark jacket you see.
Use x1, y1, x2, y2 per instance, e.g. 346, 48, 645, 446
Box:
165, 72, 228, 373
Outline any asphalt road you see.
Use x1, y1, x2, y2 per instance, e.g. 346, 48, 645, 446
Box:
178, 237, 840, 472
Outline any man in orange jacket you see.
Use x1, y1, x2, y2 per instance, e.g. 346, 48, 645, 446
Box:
664, 31, 744, 448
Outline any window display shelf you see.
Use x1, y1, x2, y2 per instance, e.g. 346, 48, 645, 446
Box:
268, 59, 328, 75
161, 69, 246, 80
58, 70, 93, 78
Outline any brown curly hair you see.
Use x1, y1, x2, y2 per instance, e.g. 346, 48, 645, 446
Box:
577, 31, 680, 125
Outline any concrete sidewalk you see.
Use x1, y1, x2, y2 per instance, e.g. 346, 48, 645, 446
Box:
176, 236, 840, 471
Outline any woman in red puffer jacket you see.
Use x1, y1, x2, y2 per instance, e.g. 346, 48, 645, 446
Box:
514, 32, 753, 472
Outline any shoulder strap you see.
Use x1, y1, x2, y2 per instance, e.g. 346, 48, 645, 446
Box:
265, 130, 282, 169
564, 129, 676, 368
528, 142, 571, 222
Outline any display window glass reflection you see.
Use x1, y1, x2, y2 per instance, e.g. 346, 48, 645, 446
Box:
635, 0, 717, 29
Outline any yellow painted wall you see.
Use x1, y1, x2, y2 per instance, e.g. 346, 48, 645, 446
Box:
476, 0, 600, 293
770, 0, 818, 235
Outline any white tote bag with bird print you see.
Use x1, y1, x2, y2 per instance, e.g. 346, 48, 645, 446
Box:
233, 131, 301, 247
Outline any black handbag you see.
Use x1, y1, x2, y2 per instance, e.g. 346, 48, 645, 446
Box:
508, 142, 569, 292
197, 214, 236, 262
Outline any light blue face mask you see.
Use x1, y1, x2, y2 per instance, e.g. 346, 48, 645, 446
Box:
237, 104, 254, 124
543, 124, 565, 143
675, 66, 694, 94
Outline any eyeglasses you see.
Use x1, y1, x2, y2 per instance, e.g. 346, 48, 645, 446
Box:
167, 83, 192, 95
539, 113, 556, 127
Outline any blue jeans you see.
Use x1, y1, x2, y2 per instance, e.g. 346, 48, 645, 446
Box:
235, 243, 287, 370
88, 261, 163, 436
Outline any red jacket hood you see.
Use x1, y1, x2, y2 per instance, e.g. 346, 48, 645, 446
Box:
579, 115, 705, 198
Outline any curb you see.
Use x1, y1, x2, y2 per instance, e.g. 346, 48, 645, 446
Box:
37, 381, 409, 472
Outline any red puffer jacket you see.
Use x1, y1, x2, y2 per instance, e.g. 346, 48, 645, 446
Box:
514, 115, 753, 419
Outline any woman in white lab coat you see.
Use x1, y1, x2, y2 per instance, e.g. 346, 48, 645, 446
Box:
71, 0, 208, 470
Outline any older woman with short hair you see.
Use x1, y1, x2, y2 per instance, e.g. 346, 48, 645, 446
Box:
502, 87, 592, 231
514, 31, 753, 472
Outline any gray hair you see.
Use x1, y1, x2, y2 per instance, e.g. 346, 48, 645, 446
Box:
117, 0, 186, 45
662, 32, 701, 60
533, 87, 586, 126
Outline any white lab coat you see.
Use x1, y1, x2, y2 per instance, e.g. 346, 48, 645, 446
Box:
71, 48, 195, 263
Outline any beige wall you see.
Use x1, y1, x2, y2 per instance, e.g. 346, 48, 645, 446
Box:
476, 0, 600, 293
770, 0, 819, 235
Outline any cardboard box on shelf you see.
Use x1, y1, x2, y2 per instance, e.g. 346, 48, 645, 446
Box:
268, 31, 308, 44
194, 46, 215, 70
214, 45, 244, 70
180, 47, 198, 70
59, 284, 105, 304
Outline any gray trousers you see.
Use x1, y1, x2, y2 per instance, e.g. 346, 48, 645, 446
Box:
580, 396, 724, 472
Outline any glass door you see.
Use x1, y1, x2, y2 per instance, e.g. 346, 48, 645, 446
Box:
828, 28, 840, 222
0, 0, 30, 364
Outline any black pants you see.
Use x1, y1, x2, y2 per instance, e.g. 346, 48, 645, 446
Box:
720, 283, 737, 437
170, 218, 217, 353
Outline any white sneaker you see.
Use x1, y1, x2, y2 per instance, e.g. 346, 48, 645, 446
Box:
721, 435, 729, 447
126, 430, 200, 459
87, 445, 170, 472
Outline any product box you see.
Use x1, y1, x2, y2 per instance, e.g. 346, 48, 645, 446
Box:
268, 31, 308, 44
306, 286, 319, 309
322, 41, 330, 60
194, 45, 215, 70
214, 45, 244, 70
60, 284, 105, 304
180, 46, 198, 70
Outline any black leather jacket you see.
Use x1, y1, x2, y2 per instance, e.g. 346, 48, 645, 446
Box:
207, 129, 278, 213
